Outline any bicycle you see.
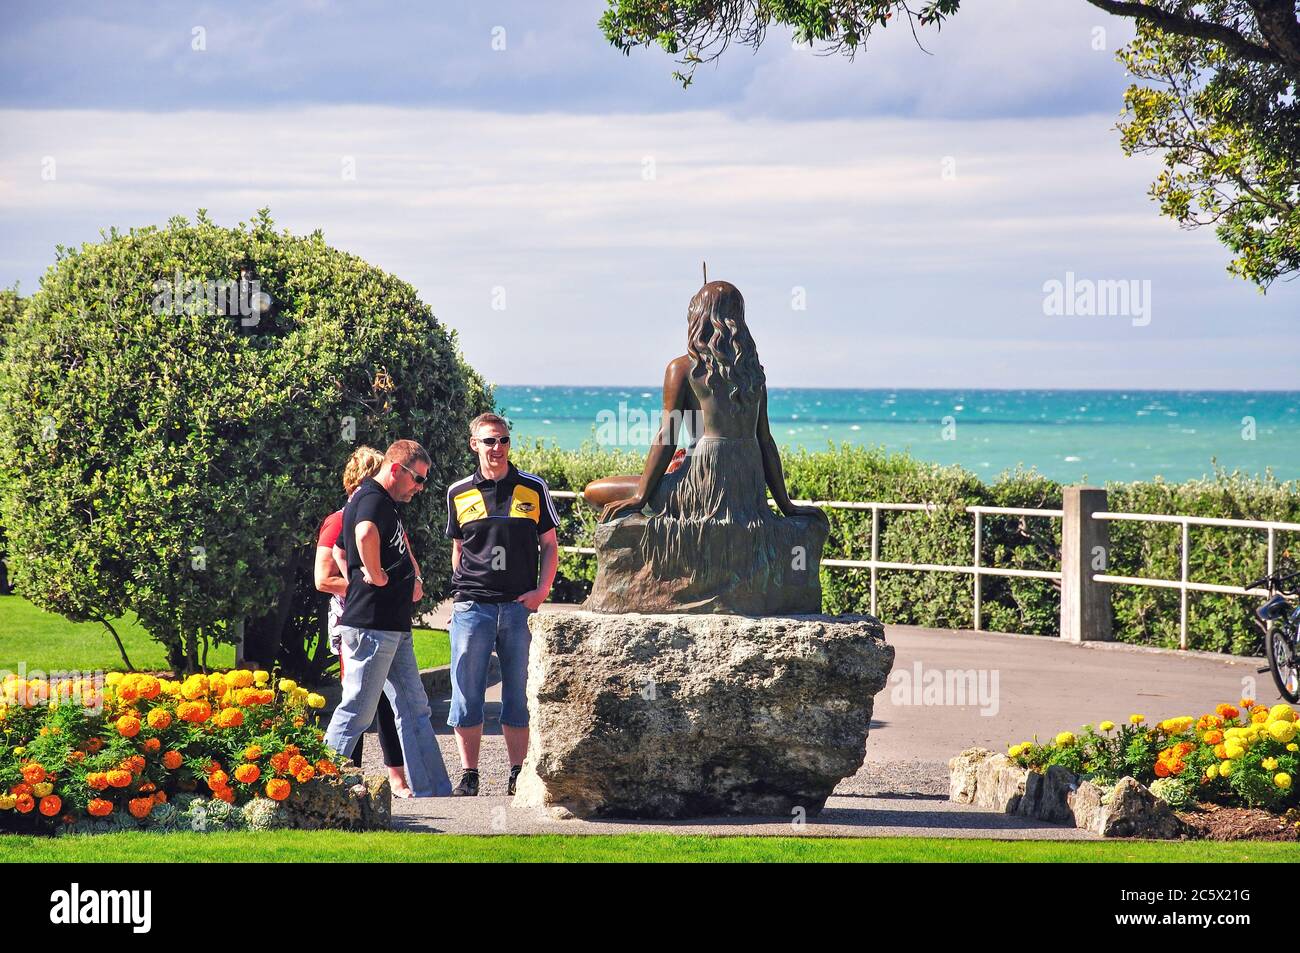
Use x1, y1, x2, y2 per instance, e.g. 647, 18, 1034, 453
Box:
1246, 567, 1300, 704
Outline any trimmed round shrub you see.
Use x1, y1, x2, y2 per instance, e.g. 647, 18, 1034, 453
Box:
0, 211, 492, 673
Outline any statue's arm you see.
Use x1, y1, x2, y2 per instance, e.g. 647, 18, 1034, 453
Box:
758, 385, 822, 519
599, 358, 688, 522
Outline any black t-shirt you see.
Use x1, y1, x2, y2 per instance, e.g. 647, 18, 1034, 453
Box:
445, 463, 558, 602
336, 478, 416, 631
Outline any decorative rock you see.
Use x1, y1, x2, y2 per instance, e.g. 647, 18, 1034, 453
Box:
1095, 777, 1186, 839
515, 611, 894, 818
948, 749, 1185, 838
280, 774, 392, 831
948, 748, 1028, 813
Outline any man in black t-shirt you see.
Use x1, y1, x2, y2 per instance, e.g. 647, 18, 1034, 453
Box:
324, 439, 451, 797
444, 412, 558, 797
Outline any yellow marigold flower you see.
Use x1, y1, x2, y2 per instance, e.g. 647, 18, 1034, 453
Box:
254, 670, 270, 686
1219, 761, 1233, 778
1268, 704, 1297, 723
278, 678, 297, 693
1276, 772, 1293, 790
1099, 721, 1115, 732
1203, 730, 1224, 745
0, 794, 15, 810
230, 670, 254, 689
1263, 757, 1279, 771
32, 781, 53, 798
307, 693, 326, 710
244, 745, 262, 760
1008, 743, 1023, 758
1130, 714, 1145, 725
1055, 732, 1075, 747
1288, 744, 1299, 752
1268, 721, 1297, 744
1251, 709, 1269, 725
105, 672, 123, 686
1224, 742, 1245, 760
147, 708, 172, 730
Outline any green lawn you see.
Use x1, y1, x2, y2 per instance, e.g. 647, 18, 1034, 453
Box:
2, 830, 1298, 862
0, 595, 448, 674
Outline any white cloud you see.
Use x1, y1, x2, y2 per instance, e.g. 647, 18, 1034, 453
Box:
0, 104, 1292, 388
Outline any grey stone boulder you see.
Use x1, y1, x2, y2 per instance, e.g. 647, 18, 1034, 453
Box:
514, 611, 894, 818
949, 749, 1186, 838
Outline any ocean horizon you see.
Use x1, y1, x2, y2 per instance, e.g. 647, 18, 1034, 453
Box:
496, 386, 1300, 484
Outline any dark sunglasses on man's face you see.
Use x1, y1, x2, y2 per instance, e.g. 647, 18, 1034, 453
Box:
398, 463, 427, 485
477, 436, 510, 447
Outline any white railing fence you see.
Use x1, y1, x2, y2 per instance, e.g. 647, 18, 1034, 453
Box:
548, 488, 1300, 648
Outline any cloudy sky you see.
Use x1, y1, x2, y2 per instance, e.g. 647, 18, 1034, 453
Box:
1, 0, 1294, 389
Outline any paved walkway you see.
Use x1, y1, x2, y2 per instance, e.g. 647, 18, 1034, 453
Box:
363, 607, 1267, 839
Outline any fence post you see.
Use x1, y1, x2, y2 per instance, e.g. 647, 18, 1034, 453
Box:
1060, 486, 1112, 642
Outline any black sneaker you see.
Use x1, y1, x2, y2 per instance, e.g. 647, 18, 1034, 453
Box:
507, 765, 522, 796
452, 770, 479, 797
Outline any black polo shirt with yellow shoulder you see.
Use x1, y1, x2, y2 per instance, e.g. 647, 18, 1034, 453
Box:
446, 462, 559, 603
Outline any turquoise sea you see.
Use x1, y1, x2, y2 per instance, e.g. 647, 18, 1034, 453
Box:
497, 387, 1300, 484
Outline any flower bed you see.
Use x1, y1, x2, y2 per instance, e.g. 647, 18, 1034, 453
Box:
1006, 700, 1297, 813
0, 669, 367, 834
986, 699, 1300, 838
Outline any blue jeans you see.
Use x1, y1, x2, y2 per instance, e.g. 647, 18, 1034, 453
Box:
324, 626, 452, 797
448, 600, 532, 728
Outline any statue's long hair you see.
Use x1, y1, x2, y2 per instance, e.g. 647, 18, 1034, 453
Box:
685, 281, 765, 408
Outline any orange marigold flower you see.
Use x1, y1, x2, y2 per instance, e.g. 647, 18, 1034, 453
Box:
1214, 743, 1229, 759
142, 738, 161, 754
11, 782, 33, 797
210, 785, 235, 804
68, 750, 86, 764
1251, 708, 1269, 724
153, 791, 167, 804
315, 760, 338, 776
138, 676, 161, 700
106, 769, 133, 788
1240, 697, 1256, 709
125, 755, 146, 774
269, 752, 291, 774
208, 770, 229, 788
234, 764, 261, 784
138, 781, 157, 794
216, 708, 244, 729
1154, 760, 1171, 778
15, 793, 34, 813
86, 772, 109, 791
1216, 704, 1239, 720
288, 755, 309, 775
1204, 730, 1224, 745
128, 796, 154, 819
162, 751, 183, 770
284, 744, 301, 757
87, 798, 113, 817
147, 708, 172, 729
243, 745, 262, 760
116, 715, 141, 738
21, 763, 46, 785
265, 778, 291, 801
39, 795, 61, 817
178, 701, 212, 724
294, 765, 315, 783
85, 737, 104, 754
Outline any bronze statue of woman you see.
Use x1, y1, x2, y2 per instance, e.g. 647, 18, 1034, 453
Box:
583, 280, 828, 615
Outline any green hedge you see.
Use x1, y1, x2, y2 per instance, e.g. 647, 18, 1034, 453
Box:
513, 442, 1299, 656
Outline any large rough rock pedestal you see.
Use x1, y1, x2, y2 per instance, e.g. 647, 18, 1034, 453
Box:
514, 611, 894, 818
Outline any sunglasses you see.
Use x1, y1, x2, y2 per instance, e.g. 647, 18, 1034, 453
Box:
397, 462, 427, 485
476, 436, 510, 447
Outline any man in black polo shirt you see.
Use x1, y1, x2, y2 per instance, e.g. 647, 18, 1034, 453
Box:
445, 413, 558, 796
324, 439, 452, 797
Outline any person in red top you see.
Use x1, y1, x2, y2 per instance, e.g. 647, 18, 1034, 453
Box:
314, 446, 411, 797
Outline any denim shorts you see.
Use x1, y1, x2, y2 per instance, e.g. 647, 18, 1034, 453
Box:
448, 600, 533, 728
